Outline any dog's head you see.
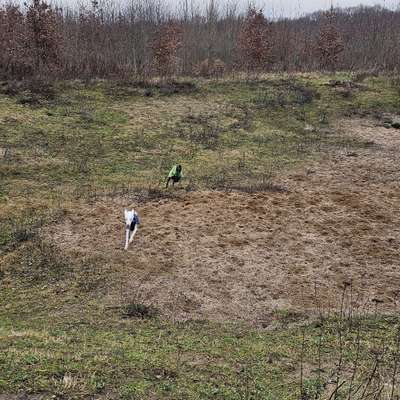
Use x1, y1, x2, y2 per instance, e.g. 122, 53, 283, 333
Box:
124, 208, 135, 226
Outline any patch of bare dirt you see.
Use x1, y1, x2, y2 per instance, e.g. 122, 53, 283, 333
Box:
43, 119, 400, 325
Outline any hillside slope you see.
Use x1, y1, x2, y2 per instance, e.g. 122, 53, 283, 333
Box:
41, 119, 400, 324
1, 74, 400, 399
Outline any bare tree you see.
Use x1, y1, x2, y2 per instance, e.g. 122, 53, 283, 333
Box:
205, 0, 218, 64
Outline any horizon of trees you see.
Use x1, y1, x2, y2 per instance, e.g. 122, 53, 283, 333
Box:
0, 0, 399, 81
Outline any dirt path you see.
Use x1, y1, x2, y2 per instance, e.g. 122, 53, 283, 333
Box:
44, 119, 400, 324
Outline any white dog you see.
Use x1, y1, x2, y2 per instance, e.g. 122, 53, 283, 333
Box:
124, 208, 140, 250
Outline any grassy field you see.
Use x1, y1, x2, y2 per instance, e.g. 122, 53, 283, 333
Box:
1, 73, 400, 399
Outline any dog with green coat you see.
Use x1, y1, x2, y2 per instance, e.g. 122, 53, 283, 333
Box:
166, 164, 183, 188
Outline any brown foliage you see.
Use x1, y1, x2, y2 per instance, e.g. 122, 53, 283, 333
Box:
316, 8, 344, 72
151, 21, 183, 80
0, 1, 400, 80
26, 0, 61, 72
0, 5, 30, 78
0, 0, 61, 79
238, 7, 270, 75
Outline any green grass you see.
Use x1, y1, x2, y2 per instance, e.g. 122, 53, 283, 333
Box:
1, 284, 399, 399
1, 73, 400, 398
2, 74, 399, 201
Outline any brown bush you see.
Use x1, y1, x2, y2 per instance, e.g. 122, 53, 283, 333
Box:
237, 7, 271, 76
0, 1, 61, 79
0, 5, 30, 79
26, 0, 61, 73
315, 7, 344, 72
151, 20, 183, 81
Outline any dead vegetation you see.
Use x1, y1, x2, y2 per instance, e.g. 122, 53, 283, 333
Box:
2, 1, 400, 82
40, 119, 400, 325
1, 73, 400, 397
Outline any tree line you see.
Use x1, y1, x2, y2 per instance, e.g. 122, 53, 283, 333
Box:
0, 0, 399, 81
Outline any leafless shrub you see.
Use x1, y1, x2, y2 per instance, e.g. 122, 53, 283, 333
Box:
3, 75, 57, 104
26, 76, 56, 98
1, 213, 44, 253
0, 146, 11, 162
158, 80, 197, 96
181, 111, 222, 148
140, 186, 172, 202
201, 168, 231, 190
297, 283, 400, 400
293, 84, 320, 104
229, 105, 253, 131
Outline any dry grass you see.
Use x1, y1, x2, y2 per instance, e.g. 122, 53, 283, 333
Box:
42, 118, 400, 325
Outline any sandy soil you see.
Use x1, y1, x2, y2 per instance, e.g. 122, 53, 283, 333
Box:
44, 119, 400, 325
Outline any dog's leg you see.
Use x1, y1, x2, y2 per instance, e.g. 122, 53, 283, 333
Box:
124, 228, 130, 250
129, 225, 138, 244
